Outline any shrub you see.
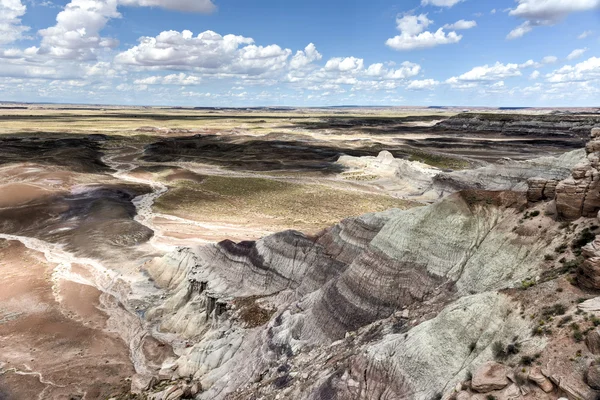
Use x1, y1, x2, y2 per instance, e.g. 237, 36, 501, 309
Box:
468, 342, 477, 353
520, 355, 534, 366
574, 331, 584, 342
492, 341, 507, 360
572, 228, 596, 250
558, 315, 573, 327
542, 303, 566, 318
506, 343, 521, 355
555, 243, 568, 253
530, 210, 540, 217
544, 254, 555, 261
521, 279, 536, 290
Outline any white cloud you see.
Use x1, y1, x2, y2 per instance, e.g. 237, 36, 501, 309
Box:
443, 20, 477, 30
546, 56, 600, 83
448, 62, 523, 83
519, 59, 540, 68
508, 0, 600, 38
37, 0, 121, 60
421, 0, 463, 7
507, 21, 533, 39
491, 9, 497, 14
567, 48, 588, 60
578, 30, 593, 39
118, 0, 216, 13
407, 79, 439, 90
324, 57, 363, 72
289, 43, 322, 70
386, 14, 462, 51
530, 70, 540, 80
115, 30, 292, 76
133, 73, 201, 85
0, 0, 30, 45
542, 55, 558, 64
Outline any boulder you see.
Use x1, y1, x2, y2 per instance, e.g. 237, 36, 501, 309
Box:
130, 374, 157, 394
579, 297, 600, 313
471, 362, 509, 393
455, 391, 470, 400
166, 388, 184, 400
587, 364, 600, 390
587, 328, 600, 354
528, 367, 553, 393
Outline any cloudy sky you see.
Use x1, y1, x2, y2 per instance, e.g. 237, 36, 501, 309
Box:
0, 0, 599, 106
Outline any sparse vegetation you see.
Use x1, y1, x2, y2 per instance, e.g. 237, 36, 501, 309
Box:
572, 228, 596, 251
521, 279, 536, 290
155, 176, 418, 233
542, 303, 566, 318
555, 243, 568, 253
492, 340, 521, 360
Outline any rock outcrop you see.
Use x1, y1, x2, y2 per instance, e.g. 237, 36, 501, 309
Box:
139, 189, 564, 400
338, 149, 585, 202
577, 237, 600, 289
554, 128, 600, 220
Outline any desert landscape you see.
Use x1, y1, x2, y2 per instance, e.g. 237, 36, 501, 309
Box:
0, 105, 600, 399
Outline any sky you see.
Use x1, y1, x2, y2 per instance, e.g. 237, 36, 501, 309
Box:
0, 0, 599, 107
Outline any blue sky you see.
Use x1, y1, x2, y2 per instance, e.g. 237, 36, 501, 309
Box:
0, 0, 599, 106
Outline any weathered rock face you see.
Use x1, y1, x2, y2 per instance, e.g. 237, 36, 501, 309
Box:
527, 177, 559, 202
141, 189, 566, 400
555, 128, 600, 220
577, 237, 600, 290
528, 367, 554, 393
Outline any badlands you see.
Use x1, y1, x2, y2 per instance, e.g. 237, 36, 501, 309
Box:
1, 106, 600, 400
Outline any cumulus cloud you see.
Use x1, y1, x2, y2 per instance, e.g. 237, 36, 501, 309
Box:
447, 62, 523, 83
421, 0, 463, 7
542, 55, 558, 64
386, 14, 462, 51
546, 56, 600, 83
324, 56, 364, 72
0, 0, 30, 45
443, 20, 477, 30
289, 43, 322, 70
115, 30, 292, 76
530, 70, 540, 79
508, 0, 600, 38
133, 73, 201, 85
37, 0, 121, 60
364, 61, 421, 79
118, 0, 216, 13
578, 30, 593, 39
406, 79, 439, 90
567, 48, 588, 60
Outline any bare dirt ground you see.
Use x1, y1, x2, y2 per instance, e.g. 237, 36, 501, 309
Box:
0, 239, 134, 400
